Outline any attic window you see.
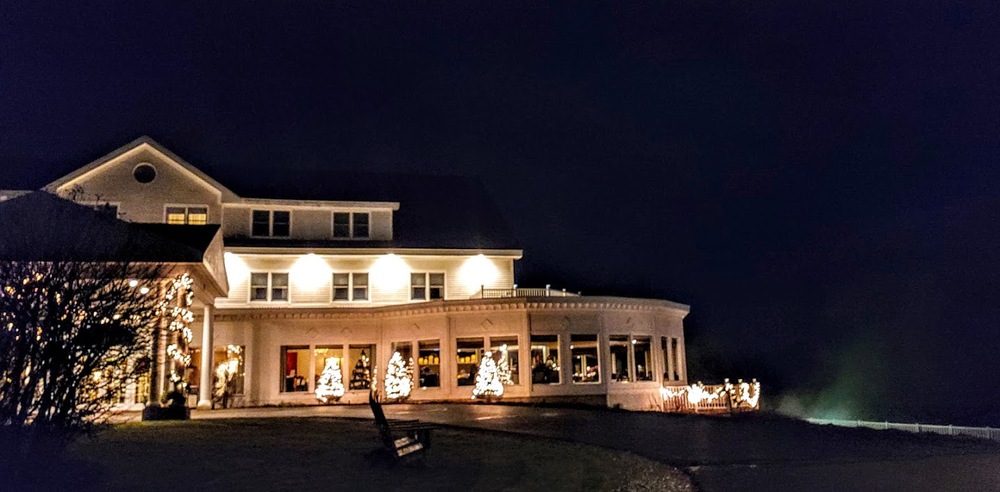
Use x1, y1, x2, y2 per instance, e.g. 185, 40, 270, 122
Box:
133, 163, 157, 184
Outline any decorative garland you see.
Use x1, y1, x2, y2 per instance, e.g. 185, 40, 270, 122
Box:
160, 273, 194, 386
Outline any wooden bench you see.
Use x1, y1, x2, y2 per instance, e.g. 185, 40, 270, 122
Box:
369, 391, 437, 461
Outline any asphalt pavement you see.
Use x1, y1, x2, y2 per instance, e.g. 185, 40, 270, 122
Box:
168, 404, 1000, 491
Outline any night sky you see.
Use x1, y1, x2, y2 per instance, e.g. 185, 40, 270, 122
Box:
2, 2, 998, 425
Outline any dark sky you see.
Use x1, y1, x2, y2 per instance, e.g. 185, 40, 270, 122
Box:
2, 2, 999, 425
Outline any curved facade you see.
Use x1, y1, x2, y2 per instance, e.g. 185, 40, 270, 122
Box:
207, 296, 688, 411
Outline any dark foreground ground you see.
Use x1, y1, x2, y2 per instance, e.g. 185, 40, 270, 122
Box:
183, 404, 1000, 491
10, 418, 692, 491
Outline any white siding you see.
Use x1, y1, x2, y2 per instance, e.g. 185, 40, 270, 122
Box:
57, 147, 222, 224
221, 206, 393, 241
371, 210, 392, 240
222, 207, 251, 237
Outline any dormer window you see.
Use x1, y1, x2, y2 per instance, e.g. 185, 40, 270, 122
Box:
252, 210, 291, 237
333, 212, 370, 239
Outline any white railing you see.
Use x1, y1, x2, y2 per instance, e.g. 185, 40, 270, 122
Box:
806, 418, 1000, 441
661, 379, 761, 414
470, 286, 581, 299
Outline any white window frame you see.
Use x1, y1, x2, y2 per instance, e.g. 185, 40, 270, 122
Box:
249, 272, 290, 302
569, 333, 601, 385
332, 211, 371, 239
609, 333, 655, 383
332, 272, 369, 302
250, 210, 293, 238
164, 204, 209, 225
410, 272, 446, 301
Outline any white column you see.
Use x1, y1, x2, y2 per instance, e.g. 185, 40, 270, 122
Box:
666, 337, 675, 382
197, 305, 215, 409
678, 337, 687, 383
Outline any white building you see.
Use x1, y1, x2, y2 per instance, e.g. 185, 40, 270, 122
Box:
1, 136, 689, 411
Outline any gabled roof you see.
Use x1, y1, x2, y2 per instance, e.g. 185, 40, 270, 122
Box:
0, 191, 221, 265
225, 172, 520, 250
5, 136, 521, 251
43, 136, 239, 201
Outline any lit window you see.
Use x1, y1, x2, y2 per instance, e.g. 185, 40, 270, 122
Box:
332, 273, 368, 302
333, 212, 371, 238
188, 207, 208, 225
456, 338, 483, 386
571, 334, 600, 383
281, 346, 310, 392
250, 272, 288, 302
610, 335, 631, 382
417, 340, 441, 388
348, 344, 376, 390
314, 345, 343, 395
166, 206, 208, 225
411, 273, 444, 300
530, 335, 560, 384
633, 336, 653, 381
252, 210, 291, 237
196, 345, 245, 401
490, 336, 519, 385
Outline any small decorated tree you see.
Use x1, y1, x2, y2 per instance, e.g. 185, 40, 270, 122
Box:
315, 357, 345, 404
496, 344, 512, 385
472, 350, 504, 400
383, 351, 413, 402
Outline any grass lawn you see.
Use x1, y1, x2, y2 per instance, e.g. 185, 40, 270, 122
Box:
24, 418, 692, 491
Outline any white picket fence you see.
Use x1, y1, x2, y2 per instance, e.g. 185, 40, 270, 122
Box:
806, 418, 1000, 441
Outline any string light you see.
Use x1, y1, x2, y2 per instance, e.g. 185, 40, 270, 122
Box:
315, 356, 345, 403
383, 351, 413, 401
160, 273, 194, 384
472, 350, 504, 399
660, 379, 762, 412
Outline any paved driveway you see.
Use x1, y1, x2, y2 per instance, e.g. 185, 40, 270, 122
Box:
181, 404, 1000, 491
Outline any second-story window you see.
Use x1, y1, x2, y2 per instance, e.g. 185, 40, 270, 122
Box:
411, 273, 445, 301
353, 213, 369, 238
332, 273, 368, 301
250, 272, 289, 302
166, 206, 208, 225
333, 212, 370, 239
252, 210, 291, 237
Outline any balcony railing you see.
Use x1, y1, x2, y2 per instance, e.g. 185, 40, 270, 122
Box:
470, 286, 581, 299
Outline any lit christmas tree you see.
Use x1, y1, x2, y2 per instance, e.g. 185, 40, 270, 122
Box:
383, 351, 413, 401
496, 344, 512, 385
472, 350, 504, 400
315, 357, 345, 403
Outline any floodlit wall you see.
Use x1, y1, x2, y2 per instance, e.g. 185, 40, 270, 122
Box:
217, 252, 516, 307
